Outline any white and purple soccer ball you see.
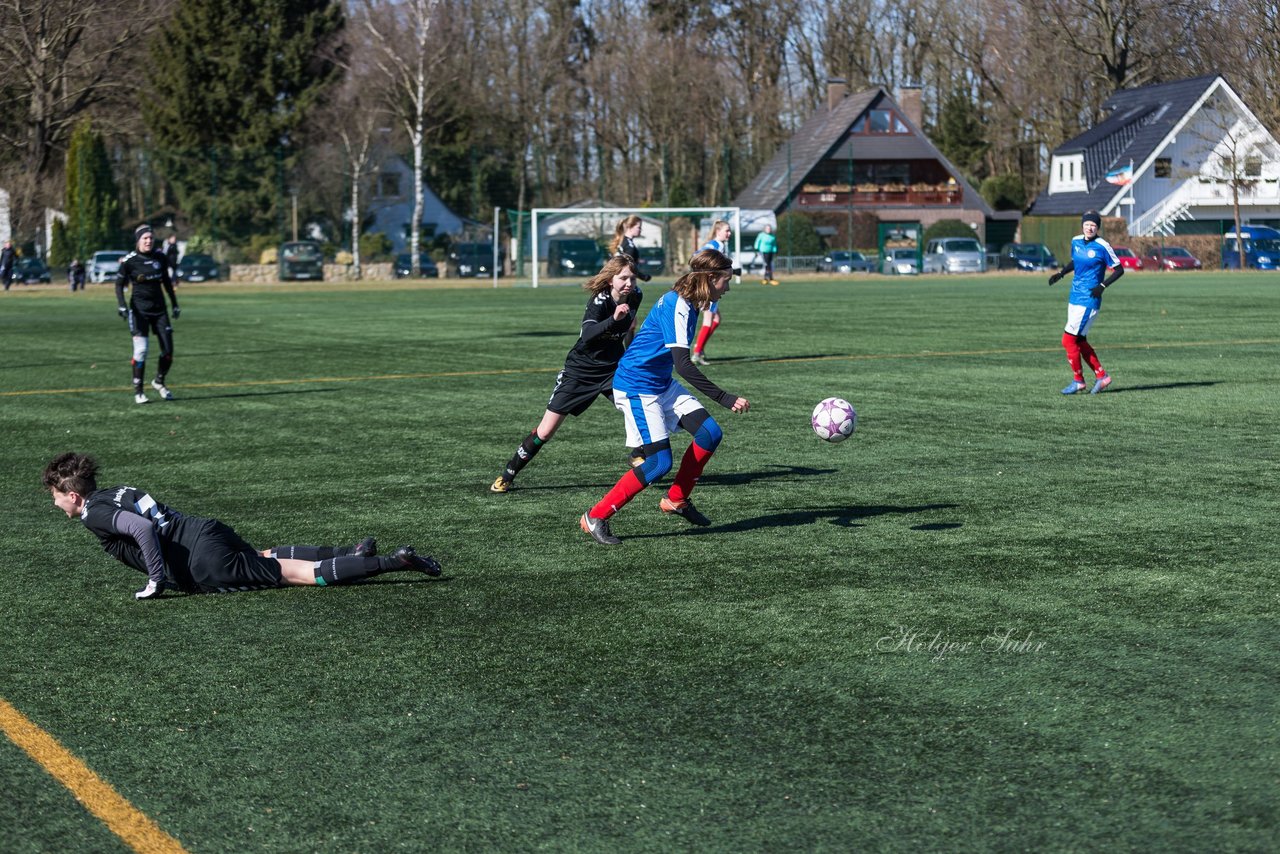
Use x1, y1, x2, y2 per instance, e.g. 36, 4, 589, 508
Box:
811, 397, 857, 443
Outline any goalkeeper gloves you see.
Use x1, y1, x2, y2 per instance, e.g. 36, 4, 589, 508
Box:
117, 306, 128, 320
1047, 271, 1063, 286
1090, 284, 1106, 299
172, 305, 180, 319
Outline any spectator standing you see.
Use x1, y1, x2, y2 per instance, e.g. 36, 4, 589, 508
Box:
164, 234, 180, 284
0, 240, 15, 291
754, 224, 779, 285
69, 259, 87, 292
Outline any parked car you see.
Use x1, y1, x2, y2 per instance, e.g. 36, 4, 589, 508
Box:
279, 241, 324, 281
997, 243, 1059, 272
448, 242, 500, 277
88, 250, 128, 283
817, 250, 875, 273
546, 236, 606, 277
1145, 246, 1202, 270
882, 247, 920, 275
11, 257, 51, 284
1221, 225, 1280, 269
393, 252, 440, 279
636, 245, 665, 277
922, 237, 986, 274
1112, 246, 1144, 270
175, 253, 221, 283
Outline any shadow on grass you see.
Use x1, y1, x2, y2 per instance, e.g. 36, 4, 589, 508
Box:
1104, 381, 1218, 394
626, 502, 959, 539
513, 330, 572, 339
503, 464, 839, 493
172, 388, 341, 401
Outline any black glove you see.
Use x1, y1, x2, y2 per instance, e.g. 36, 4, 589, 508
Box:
1048, 271, 1063, 286
172, 305, 180, 319
1089, 284, 1105, 299
117, 306, 128, 320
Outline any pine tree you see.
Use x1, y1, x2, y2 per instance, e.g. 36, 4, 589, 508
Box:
144, 0, 343, 246
49, 121, 121, 266
934, 88, 990, 184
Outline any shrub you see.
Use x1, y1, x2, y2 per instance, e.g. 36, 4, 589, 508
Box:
924, 219, 979, 242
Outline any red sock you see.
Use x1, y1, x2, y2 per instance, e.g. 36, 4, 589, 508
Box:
668, 442, 714, 503
590, 469, 647, 520
1079, 339, 1104, 377
1061, 332, 1084, 381
694, 324, 713, 355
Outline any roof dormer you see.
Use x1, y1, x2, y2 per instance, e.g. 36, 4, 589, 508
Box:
1049, 153, 1087, 194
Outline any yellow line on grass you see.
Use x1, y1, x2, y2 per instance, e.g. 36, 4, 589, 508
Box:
2, 337, 1277, 398
0, 697, 188, 854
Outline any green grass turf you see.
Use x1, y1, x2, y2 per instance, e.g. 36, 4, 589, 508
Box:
1, 272, 1277, 851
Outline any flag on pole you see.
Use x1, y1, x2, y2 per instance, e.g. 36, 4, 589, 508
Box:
1105, 162, 1133, 186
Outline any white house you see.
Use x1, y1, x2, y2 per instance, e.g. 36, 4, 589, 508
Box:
1029, 74, 1280, 235
364, 155, 470, 253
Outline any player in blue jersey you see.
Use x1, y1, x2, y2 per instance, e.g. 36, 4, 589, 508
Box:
44, 452, 441, 599
580, 249, 750, 545
490, 255, 643, 493
1048, 211, 1124, 394
690, 220, 736, 365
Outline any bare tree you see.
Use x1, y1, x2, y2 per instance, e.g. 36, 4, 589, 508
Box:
356, 0, 450, 276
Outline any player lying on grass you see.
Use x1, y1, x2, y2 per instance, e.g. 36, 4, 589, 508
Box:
580, 248, 750, 546
43, 452, 441, 599
491, 255, 644, 493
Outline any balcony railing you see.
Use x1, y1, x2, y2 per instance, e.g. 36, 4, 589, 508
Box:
795, 183, 963, 207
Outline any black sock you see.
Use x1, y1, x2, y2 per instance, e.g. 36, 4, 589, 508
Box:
314, 556, 383, 585
502, 431, 546, 481
271, 544, 357, 560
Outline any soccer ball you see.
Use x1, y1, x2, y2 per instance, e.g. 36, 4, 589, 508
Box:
811, 397, 857, 443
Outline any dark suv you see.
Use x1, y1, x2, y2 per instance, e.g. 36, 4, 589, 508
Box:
449, 242, 501, 277
546, 236, 606, 277
279, 241, 324, 281
997, 243, 1059, 272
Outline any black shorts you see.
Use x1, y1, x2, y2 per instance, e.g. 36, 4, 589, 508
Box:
546, 370, 613, 416
128, 309, 171, 340
186, 519, 284, 593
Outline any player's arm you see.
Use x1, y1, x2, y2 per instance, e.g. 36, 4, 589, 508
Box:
578, 297, 631, 342
1092, 264, 1124, 298
114, 266, 129, 317
1048, 261, 1074, 286
108, 509, 170, 599
671, 347, 745, 410
162, 264, 180, 318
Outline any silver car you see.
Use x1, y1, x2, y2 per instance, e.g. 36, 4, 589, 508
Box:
88, 250, 128, 283
881, 247, 920, 275
923, 237, 986, 274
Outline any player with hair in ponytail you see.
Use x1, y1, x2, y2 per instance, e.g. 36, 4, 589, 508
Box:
580, 248, 750, 546
43, 452, 441, 599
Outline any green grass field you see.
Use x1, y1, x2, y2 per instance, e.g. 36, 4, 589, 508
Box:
1, 272, 1277, 852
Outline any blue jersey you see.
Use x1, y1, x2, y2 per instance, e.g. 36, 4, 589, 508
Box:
1068, 235, 1120, 307
612, 289, 698, 393
701, 238, 728, 311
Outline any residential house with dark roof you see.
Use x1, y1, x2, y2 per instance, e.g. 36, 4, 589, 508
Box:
1028, 75, 1280, 235
733, 81, 1006, 246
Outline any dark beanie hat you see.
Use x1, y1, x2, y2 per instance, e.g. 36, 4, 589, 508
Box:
135, 223, 154, 241
1081, 211, 1101, 227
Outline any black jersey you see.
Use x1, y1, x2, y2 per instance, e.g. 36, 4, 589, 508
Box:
616, 235, 651, 282
80, 485, 201, 588
116, 250, 176, 315
562, 286, 644, 380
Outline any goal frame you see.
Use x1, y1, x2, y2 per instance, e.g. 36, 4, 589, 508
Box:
528, 206, 741, 288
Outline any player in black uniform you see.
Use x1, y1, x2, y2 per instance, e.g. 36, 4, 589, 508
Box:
610, 215, 651, 283
116, 224, 180, 404
43, 452, 442, 599
490, 255, 643, 493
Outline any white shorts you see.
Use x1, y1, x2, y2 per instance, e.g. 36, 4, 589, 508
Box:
612, 382, 705, 447
1064, 303, 1100, 337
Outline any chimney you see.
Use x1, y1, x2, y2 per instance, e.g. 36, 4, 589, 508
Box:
827, 78, 847, 111
898, 84, 923, 129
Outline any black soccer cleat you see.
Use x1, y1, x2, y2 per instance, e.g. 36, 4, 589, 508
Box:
580, 512, 621, 545
391, 545, 442, 577
659, 496, 712, 527
353, 536, 378, 557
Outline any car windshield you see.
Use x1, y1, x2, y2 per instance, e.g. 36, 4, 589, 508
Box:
396, 254, 433, 266
180, 254, 214, 266
557, 240, 598, 255
892, 249, 916, 259
942, 239, 981, 252
96, 252, 126, 262
455, 243, 492, 256
1251, 238, 1280, 253
1115, 248, 1135, 258
1016, 245, 1052, 261
1164, 247, 1192, 258
282, 244, 322, 261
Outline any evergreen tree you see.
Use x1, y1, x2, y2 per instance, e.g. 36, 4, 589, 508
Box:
144, 0, 343, 246
979, 174, 1027, 211
49, 121, 121, 266
934, 88, 989, 184
776, 212, 822, 256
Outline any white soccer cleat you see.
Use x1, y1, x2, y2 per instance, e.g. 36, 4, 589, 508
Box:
134, 392, 149, 405
151, 379, 174, 400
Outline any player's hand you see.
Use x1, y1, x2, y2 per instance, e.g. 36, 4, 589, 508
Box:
134, 579, 167, 600
1089, 284, 1105, 299
172, 305, 180, 319
613, 304, 630, 321
117, 306, 128, 320
1047, 271, 1063, 286
730, 397, 750, 413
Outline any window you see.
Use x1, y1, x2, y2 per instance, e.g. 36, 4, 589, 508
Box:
851, 109, 909, 135
377, 173, 400, 198
1069, 161, 1074, 181
1155, 158, 1171, 178
1246, 155, 1262, 177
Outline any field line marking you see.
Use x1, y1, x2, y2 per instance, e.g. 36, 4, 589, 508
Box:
0, 696, 188, 854
2, 338, 1277, 398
